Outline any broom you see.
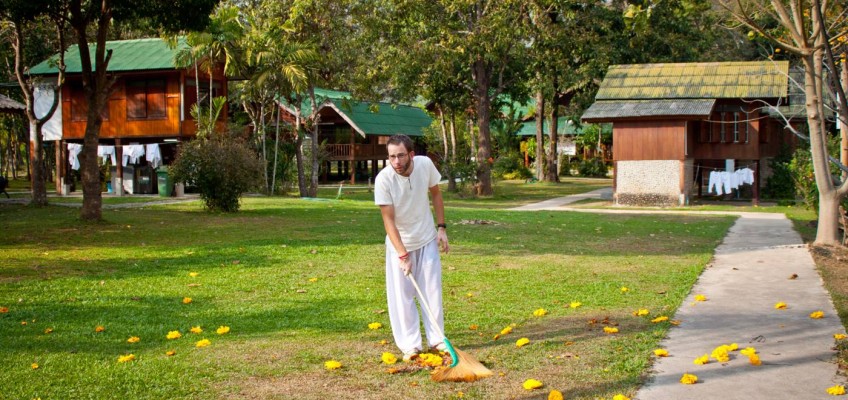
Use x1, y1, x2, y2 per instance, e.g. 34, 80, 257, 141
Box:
407, 273, 493, 382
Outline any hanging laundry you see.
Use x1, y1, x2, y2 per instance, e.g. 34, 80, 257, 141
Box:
122, 145, 145, 166
708, 170, 723, 195
738, 168, 755, 185
97, 145, 116, 166
720, 171, 732, 194
67, 143, 83, 171
145, 144, 162, 169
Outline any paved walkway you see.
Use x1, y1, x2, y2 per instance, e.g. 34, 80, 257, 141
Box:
513, 190, 846, 399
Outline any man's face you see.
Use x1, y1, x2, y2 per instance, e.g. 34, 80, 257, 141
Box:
387, 143, 413, 176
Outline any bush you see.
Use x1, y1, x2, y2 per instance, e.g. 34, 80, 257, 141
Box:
492, 154, 532, 180
577, 158, 608, 177
764, 145, 795, 200
170, 135, 264, 212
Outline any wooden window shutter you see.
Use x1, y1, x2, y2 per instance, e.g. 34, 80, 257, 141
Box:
147, 79, 166, 118
126, 80, 147, 119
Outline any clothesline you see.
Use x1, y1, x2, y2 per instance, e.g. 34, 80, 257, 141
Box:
696, 163, 757, 172
67, 143, 164, 171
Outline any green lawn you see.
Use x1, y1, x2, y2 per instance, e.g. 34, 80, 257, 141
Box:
1, 181, 738, 399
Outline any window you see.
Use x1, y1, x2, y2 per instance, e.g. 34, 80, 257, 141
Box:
735, 112, 749, 143
184, 80, 222, 119
70, 82, 109, 121
126, 79, 166, 119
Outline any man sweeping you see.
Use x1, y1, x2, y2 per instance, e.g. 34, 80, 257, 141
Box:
375, 134, 449, 362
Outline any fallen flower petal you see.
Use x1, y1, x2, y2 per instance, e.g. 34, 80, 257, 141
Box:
127, 336, 140, 343
0, 307, 8, 313
516, 337, 530, 348
651, 316, 669, 323
693, 354, 710, 365
308, 277, 318, 282
324, 360, 342, 370
835, 334, 847, 340
117, 354, 136, 363
469, 324, 478, 330
522, 379, 544, 390
182, 297, 192, 304
166, 331, 182, 340
654, 349, 669, 357
165, 350, 176, 356
603, 327, 619, 334
190, 326, 203, 334
634, 308, 649, 317
740, 347, 757, 356
748, 353, 762, 366
216, 326, 230, 335
569, 301, 582, 309
694, 294, 707, 302
31, 363, 39, 370
381, 352, 398, 365
418, 353, 443, 367
680, 373, 698, 384
775, 302, 787, 309
195, 339, 211, 348
810, 311, 825, 319
620, 287, 629, 293
44, 328, 53, 334
95, 326, 105, 333
368, 322, 383, 330
189, 272, 199, 277
728, 343, 739, 351
533, 308, 548, 317
612, 395, 631, 400
500, 326, 513, 335
827, 385, 846, 395
548, 389, 564, 400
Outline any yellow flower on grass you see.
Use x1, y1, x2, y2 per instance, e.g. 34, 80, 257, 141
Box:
381, 352, 398, 365
740, 347, 757, 356
190, 326, 203, 334
216, 326, 230, 335
620, 287, 629, 293
533, 308, 548, 317
165, 350, 176, 356
500, 326, 513, 335
569, 301, 582, 309
117, 354, 136, 363
835, 334, 847, 340
603, 326, 619, 334
44, 328, 53, 334
694, 294, 707, 302
324, 360, 342, 370
419, 353, 443, 367
516, 338, 530, 348
775, 302, 788, 309
654, 349, 669, 357
196, 339, 211, 348
368, 322, 383, 330
189, 272, 199, 277
748, 353, 762, 366
31, 363, 39, 370
827, 385, 846, 395
182, 297, 192, 304
95, 326, 105, 333
633, 308, 649, 317
651, 316, 669, 323
612, 395, 631, 400
522, 379, 544, 390
166, 331, 182, 340
127, 336, 140, 343
548, 389, 564, 400
693, 354, 710, 365
308, 277, 318, 282
680, 373, 698, 384
810, 311, 825, 319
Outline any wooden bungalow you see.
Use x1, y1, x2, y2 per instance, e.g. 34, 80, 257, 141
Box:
28, 38, 227, 195
277, 89, 432, 184
514, 118, 613, 166
582, 61, 797, 206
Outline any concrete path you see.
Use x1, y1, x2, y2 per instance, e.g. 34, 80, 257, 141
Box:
513, 190, 846, 399
508, 187, 612, 211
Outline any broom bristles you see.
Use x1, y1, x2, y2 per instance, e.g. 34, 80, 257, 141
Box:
431, 347, 493, 382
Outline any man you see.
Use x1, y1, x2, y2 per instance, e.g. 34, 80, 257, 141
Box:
375, 134, 449, 361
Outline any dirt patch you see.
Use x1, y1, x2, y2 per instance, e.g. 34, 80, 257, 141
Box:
811, 244, 848, 376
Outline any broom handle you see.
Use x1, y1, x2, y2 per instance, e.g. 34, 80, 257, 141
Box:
407, 273, 460, 367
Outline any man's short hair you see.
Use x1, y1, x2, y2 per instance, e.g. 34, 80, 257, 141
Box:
386, 134, 414, 153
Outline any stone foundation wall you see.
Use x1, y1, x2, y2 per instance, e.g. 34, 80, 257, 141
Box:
615, 160, 682, 206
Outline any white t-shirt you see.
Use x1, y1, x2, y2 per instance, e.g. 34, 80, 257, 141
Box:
374, 155, 442, 251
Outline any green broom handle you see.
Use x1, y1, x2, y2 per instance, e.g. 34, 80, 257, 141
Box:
407, 273, 460, 367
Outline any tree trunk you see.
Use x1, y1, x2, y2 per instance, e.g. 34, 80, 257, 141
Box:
260, 103, 267, 192
472, 59, 493, 196
535, 90, 545, 180
29, 122, 47, 206
308, 87, 319, 197
841, 51, 847, 183
803, 51, 840, 245
80, 88, 107, 220
437, 105, 453, 191
447, 114, 457, 192
546, 98, 559, 182
294, 101, 307, 197
272, 106, 280, 195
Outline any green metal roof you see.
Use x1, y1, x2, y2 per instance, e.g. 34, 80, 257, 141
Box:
582, 99, 716, 122
29, 38, 187, 75
279, 88, 432, 137
514, 117, 611, 137
595, 61, 790, 100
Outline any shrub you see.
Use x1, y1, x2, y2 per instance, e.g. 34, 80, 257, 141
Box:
764, 145, 795, 200
170, 135, 264, 212
577, 158, 608, 177
493, 154, 532, 179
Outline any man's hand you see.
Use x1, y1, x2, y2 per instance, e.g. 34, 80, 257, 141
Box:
400, 257, 412, 275
437, 229, 450, 253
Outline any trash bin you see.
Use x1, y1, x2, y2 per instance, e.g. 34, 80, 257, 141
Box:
157, 167, 172, 197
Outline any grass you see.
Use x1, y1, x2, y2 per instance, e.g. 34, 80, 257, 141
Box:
0, 179, 737, 399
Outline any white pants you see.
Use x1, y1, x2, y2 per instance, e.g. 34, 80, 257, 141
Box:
385, 238, 445, 354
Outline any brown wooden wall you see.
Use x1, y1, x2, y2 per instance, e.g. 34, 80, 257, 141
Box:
61, 67, 228, 141
613, 120, 686, 161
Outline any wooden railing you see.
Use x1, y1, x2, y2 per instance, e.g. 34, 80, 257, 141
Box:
325, 143, 388, 160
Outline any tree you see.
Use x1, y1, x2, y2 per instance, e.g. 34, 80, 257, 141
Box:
721, 0, 848, 245
63, 0, 217, 220
1, 0, 68, 206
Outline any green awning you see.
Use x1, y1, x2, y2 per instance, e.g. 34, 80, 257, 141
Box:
29, 38, 187, 75
514, 117, 611, 136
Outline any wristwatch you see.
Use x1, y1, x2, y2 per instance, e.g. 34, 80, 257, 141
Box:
437, 223, 447, 229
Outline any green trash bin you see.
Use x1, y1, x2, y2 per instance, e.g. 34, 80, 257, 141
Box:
156, 167, 172, 197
